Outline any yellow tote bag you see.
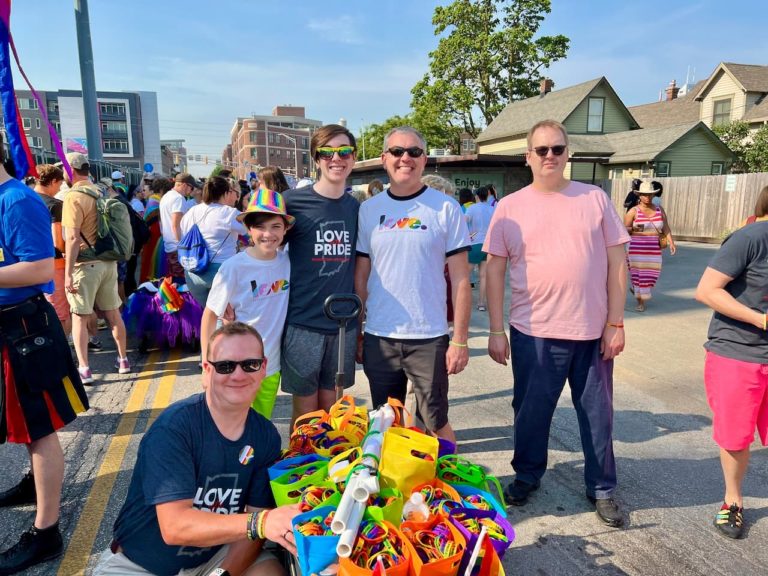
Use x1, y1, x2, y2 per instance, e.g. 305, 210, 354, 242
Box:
379, 427, 439, 496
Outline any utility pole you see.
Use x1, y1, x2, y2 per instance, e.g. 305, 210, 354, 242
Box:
74, 0, 102, 160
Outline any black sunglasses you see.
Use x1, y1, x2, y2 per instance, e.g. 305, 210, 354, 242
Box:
531, 145, 566, 157
385, 146, 425, 158
207, 358, 264, 374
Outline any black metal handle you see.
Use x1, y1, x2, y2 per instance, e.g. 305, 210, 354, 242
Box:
323, 293, 362, 322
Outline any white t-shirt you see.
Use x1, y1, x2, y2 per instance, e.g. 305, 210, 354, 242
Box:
180, 203, 246, 264
465, 200, 495, 245
159, 188, 189, 253
206, 250, 290, 376
357, 186, 471, 338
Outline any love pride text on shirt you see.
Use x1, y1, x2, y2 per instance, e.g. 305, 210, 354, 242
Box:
377, 215, 428, 231
192, 484, 244, 514
314, 228, 352, 256
250, 279, 289, 298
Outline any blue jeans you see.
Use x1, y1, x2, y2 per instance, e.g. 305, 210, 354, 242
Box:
509, 326, 617, 498
184, 262, 222, 307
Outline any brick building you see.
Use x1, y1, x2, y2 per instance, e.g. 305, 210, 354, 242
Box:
228, 106, 322, 180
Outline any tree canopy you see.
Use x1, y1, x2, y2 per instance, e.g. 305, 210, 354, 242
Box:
713, 121, 768, 173
411, 0, 569, 140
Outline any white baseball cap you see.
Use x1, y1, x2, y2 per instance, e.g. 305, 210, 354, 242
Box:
111, 170, 125, 180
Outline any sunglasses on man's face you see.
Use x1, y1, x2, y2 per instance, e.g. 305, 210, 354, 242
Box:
531, 145, 567, 157
385, 146, 425, 158
316, 146, 356, 160
207, 358, 264, 374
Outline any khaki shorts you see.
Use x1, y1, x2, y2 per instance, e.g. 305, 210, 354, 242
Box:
93, 544, 277, 575
66, 260, 122, 315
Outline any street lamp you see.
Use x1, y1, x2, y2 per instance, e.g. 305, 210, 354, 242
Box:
283, 134, 298, 178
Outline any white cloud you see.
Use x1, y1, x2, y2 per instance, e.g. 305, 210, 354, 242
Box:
306, 15, 363, 45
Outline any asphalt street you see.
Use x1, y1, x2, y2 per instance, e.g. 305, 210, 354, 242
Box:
1, 241, 766, 576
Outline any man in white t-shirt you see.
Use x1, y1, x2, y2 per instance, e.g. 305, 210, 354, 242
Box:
355, 126, 471, 443
159, 173, 194, 278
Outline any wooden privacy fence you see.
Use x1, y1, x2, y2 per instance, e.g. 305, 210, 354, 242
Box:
598, 173, 768, 242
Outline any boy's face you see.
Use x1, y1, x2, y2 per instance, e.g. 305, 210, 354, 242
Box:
247, 215, 287, 256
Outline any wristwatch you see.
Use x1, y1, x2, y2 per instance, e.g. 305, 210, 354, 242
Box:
208, 569, 230, 576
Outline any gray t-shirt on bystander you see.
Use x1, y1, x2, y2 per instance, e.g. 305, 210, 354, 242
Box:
704, 221, 768, 364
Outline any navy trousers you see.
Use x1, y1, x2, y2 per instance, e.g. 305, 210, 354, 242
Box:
509, 326, 617, 498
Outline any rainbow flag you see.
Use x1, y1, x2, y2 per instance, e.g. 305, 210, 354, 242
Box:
156, 277, 183, 314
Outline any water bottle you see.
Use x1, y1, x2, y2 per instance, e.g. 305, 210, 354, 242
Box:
402, 492, 430, 522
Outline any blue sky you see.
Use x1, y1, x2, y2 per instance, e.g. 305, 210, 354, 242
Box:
9, 1, 768, 176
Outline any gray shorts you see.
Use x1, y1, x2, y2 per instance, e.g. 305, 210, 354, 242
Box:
362, 333, 450, 431
281, 324, 357, 396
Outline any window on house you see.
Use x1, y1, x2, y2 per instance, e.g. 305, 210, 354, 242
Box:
302, 137, 309, 148
103, 139, 129, 152
276, 149, 281, 157
35, 118, 41, 129
462, 139, 476, 152
250, 147, 258, 158
655, 162, 671, 177
22, 117, 31, 130
713, 99, 732, 127
48, 101, 59, 114
26, 135, 42, 148
711, 161, 725, 175
268, 133, 275, 144
101, 121, 128, 134
302, 151, 309, 165
249, 131, 258, 143
587, 97, 604, 132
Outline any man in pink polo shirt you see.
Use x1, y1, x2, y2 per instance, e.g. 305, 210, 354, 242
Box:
483, 120, 630, 527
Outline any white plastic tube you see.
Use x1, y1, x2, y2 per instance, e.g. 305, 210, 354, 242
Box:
463, 525, 488, 576
335, 500, 365, 557
332, 483, 359, 534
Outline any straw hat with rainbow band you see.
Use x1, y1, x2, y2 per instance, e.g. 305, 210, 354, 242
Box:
237, 188, 295, 226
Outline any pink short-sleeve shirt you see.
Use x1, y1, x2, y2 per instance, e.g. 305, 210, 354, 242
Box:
483, 181, 630, 340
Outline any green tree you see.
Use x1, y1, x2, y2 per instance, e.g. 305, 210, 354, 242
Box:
713, 121, 768, 173
412, 0, 569, 138
713, 120, 750, 172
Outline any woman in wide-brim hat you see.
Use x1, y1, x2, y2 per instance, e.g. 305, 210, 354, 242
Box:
624, 180, 676, 312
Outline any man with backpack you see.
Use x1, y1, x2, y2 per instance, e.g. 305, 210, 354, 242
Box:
62, 152, 131, 384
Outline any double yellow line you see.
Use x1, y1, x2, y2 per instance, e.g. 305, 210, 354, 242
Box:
57, 348, 181, 576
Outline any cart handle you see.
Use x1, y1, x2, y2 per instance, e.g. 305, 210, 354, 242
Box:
323, 294, 362, 322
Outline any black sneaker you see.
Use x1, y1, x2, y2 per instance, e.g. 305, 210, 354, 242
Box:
588, 495, 624, 527
504, 479, 539, 506
714, 503, 744, 539
0, 524, 63, 575
0, 472, 35, 507
88, 337, 103, 351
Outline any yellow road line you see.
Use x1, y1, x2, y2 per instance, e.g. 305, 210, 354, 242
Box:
57, 348, 181, 575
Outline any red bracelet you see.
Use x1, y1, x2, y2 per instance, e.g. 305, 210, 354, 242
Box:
606, 322, 624, 328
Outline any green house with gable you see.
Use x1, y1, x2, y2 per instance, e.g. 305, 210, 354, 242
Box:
476, 77, 734, 182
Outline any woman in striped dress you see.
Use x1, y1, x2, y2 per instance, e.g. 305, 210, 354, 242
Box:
624, 180, 676, 311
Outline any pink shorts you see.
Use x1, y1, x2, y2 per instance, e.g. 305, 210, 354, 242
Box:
705, 351, 768, 450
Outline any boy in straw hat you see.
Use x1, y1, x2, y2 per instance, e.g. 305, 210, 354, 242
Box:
200, 188, 294, 418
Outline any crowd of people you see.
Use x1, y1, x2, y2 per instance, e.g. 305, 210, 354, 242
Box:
0, 121, 766, 575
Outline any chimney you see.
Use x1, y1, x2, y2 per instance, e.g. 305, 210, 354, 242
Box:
665, 80, 680, 101
540, 78, 554, 95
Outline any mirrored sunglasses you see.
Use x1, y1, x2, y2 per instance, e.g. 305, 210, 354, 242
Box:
316, 146, 356, 160
531, 145, 566, 157
207, 358, 264, 374
385, 146, 425, 158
